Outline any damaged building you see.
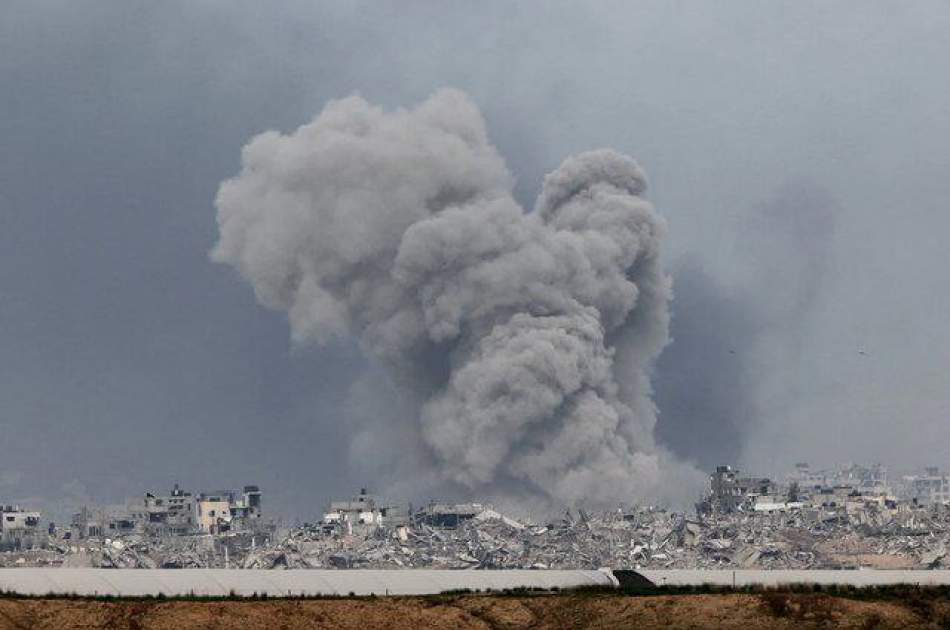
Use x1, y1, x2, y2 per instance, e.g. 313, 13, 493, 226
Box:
5, 464, 950, 571
700, 465, 775, 514
194, 485, 264, 534
68, 483, 267, 540
0, 505, 41, 551
321, 488, 410, 533
142, 484, 195, 535
417, 503, 485, 529
903, 467, 950, 506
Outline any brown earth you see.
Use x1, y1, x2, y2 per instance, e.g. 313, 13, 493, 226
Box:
0, 593, 945, 629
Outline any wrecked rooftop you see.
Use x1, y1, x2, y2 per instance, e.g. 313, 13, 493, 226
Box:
3, 463, 950, 571
2, 501, 949, 571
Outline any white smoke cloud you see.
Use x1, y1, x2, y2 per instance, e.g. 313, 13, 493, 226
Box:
212, 88, 702, 507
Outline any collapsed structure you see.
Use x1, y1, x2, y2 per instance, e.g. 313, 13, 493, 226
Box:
3, 463, 950, 570
234, 463, 944, 571
0, 505, 41, 551
202, 468, 950, 571
321, 488, 411, 533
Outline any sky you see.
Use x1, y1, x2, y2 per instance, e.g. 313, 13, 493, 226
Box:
2, 1, 950, 520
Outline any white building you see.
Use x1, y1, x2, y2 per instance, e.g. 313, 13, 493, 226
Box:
752, 496, 805, 513
1, 505, 41, 549
903, 467, 950, 505
322, 489, 409, 531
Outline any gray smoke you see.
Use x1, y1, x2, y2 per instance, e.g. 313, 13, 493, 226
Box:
212, 89, 702, 507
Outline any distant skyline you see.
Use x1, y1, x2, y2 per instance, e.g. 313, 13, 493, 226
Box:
2, 1, 950, 520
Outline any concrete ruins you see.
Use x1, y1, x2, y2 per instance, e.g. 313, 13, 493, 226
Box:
3, 464, 950, 570
66, 484, 269, 541
0, 505, 41, 551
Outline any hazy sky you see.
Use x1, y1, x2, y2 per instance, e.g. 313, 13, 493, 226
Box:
2, 1, 949, 519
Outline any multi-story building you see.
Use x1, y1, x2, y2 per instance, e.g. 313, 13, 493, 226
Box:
903, 467, 950, 505
784, 462, 891, 506
68, 483, 265, 538
194, 485, 266, 534
787, 462, 828, 488
195, 491, 234, 534
229, 486, 265, 531
704, 465, 774, 513
836, 463, 889, 494
322, 489, 410, 531
70, 504, 141, 538
0, 505, 41, 549
70, 506, 102, 539
142, 484, 196, 535
810, 485, 862, 509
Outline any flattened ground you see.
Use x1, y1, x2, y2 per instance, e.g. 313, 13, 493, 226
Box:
0, 593, 945, 629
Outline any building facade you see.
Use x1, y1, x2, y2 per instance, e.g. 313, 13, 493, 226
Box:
705, 466, 774, 513
1, 505, 41, 549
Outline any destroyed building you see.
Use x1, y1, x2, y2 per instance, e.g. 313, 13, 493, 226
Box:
5, 465, 950, 571
195, 486, 264, 534
838, 462, 889, 494
787, 462, 891, 499
813, 484, 864, 509
142, 484, 195, 535
702, 465, 774, 513
228, 485, 265, 529
70, 506, 103, 539
417, 503, 484, 528
903, 467, 950, 505
69, 505, 139, 539
749, 494, 805, 514
68, 483, 267, 540
323, 488, 380, 528
322, 488, 410, 533
20, 487, 950, 572
0, 505, 41, 550
195, 492, 233, 534
788, 462, 828, 488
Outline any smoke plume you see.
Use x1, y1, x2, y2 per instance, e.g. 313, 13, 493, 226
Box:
212, 89, 702, 507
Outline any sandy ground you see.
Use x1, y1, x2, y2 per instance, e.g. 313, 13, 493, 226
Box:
0, 593, 946, 629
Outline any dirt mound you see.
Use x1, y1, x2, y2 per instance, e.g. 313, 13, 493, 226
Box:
0, 593, 942, 629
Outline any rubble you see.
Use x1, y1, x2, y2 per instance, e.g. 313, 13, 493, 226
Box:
237, 502, 950, 571
5, 464, 950, 571
11, 501, 946, 571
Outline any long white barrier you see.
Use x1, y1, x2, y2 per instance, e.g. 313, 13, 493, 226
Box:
637, 569, 950, 587
0, 568, 617, 597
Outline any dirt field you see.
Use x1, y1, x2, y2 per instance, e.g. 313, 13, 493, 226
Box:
0, 593, 946, 629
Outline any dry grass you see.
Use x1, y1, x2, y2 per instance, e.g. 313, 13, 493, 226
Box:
0, 592, 941, 630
